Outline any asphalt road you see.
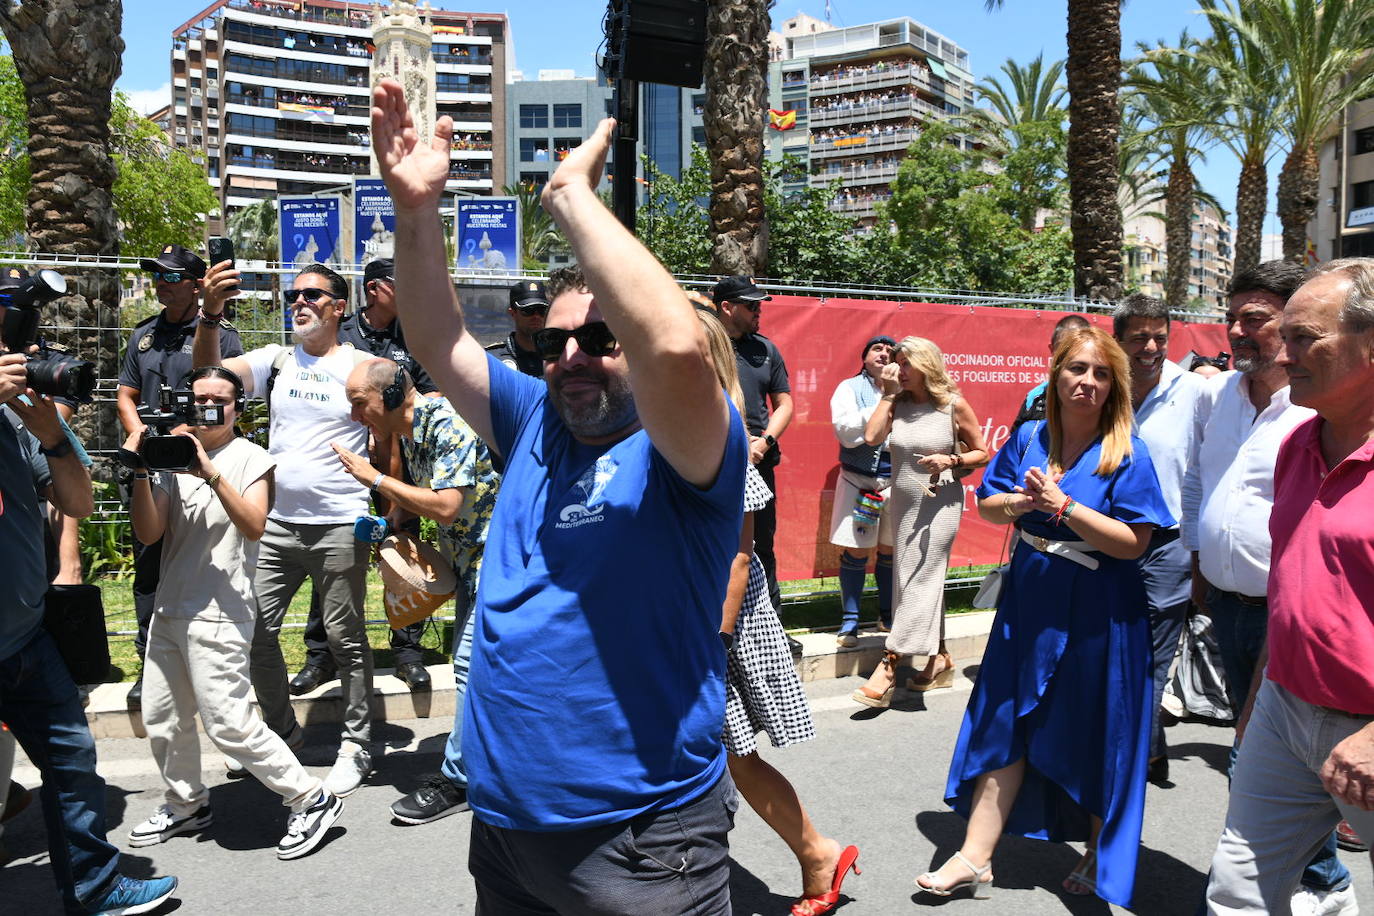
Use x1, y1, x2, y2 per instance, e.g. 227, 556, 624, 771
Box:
6, 674, 1370, 915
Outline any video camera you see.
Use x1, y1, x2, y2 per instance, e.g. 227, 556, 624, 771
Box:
1189, 352, 1231, 372
0, 269, 97, 403
118, 385, 226, 472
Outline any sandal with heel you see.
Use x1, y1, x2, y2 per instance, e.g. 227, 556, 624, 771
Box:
791, 844, 861, 916
906, 651, 955, 691
1061, 846, 1097, 896
915, 850, 993, 899
851, 651, 900, 709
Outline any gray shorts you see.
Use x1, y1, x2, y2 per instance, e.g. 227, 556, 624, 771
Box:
469, 774, 737, 916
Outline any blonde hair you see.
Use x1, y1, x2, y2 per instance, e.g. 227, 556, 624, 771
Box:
688, 291, 745, 416
1045, 327, 1134, 476
893, 336, 960, 408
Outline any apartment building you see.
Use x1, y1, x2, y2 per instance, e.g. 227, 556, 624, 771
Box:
169, 0, 508, 229
505, 76, 702, 192
1124, 199, 1234, 310
765, 16, 975, 224
1308, 93, 1374, 260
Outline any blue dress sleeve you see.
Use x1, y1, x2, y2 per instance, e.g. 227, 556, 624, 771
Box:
1104, 435, 1176, 528
977, 419, 1040, 499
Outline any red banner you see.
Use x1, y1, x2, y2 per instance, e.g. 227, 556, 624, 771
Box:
760, 296, 1229, 579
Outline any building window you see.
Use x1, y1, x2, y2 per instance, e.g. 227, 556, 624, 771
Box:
552, 103, 582, 128
1357, 127, 1374, 156
519, 138, 549, 162
692, 126, 706, 145
553, 137, 581, 161
519, 171, 548, 187
1354, 180, 1374, 209
519, 104, 548, 129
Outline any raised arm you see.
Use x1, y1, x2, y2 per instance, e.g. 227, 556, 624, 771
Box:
862, 364, 903, 446
540, 119, 730, 487
372, 79, 495, 448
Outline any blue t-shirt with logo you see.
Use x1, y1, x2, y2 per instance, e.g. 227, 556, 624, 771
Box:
464, 354, 747, 831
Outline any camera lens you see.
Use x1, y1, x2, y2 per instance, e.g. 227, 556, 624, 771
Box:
26, 352, 96, 403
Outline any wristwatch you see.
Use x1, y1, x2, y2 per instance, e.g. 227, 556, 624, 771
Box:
763, 433, 777, 448
39, 437, 73, 459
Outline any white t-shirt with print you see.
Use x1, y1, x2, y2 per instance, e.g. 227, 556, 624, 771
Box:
242, 344, 370, 523
154, 437, 276, 622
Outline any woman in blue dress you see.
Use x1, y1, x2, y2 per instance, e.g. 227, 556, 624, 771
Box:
915, 327, 1173, 907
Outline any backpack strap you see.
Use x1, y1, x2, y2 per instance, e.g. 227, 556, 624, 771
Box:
264, 343, 371, 405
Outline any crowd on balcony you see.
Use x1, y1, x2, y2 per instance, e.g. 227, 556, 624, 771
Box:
815, 154, 904, 179
813, 90, 920, 115
812, 58, 926, 83
834, 187, 893, 209
811, 123, 910, 146
451, 134, 493, 151
277, 91, 353, 114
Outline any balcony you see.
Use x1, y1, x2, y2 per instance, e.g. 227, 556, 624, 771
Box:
828, 192, 891, 219
227, 150, 368, 176
810, 162, 901, 188
226, 1, 376, 33
809, 62, 943, 98
433, 51, 493, 67
223, 22, 371, 60
810, 128, 917, 159
809, 95, 945, 128
225, 92, 371, 120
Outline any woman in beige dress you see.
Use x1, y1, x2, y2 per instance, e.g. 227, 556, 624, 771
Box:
853, 336, 988, 708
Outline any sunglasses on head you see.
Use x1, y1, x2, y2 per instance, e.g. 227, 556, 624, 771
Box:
151, 271, 188, 284
532, 322, 617, 362
282, 288, 333, 307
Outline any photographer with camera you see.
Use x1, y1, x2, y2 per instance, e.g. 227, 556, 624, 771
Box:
122, 366, 344, 861
118, 244, 244, 708
0, 281, 179, 913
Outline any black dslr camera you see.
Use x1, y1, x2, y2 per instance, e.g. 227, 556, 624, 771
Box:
118, 385, 226, 472
0, 269, 97, 403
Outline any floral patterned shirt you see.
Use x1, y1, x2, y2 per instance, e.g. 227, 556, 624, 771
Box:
401, 396, 500, 594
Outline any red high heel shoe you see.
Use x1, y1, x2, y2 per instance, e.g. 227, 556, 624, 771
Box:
791, 844, 861, 916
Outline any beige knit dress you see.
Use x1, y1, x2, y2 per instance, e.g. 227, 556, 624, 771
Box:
885, 398, 964, 657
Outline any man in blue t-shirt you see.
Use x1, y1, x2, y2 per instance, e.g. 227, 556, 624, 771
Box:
375, 79, 745, 913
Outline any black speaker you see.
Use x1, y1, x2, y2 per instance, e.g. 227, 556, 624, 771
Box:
605, 0, 706, 89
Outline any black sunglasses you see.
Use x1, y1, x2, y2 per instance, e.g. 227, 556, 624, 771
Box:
532, 322, 617, 362
282, 288, 333, 307
151, 271, 188, 284
514, 303, 549, 316
734, 300, 761, 312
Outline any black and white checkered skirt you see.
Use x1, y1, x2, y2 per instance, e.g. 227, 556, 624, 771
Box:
722, 554, 816, 756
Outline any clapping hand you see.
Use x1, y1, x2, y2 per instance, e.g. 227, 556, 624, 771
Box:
372, 78, 454, 212
1019, 466, 1069, 515
542, 118, 614, 212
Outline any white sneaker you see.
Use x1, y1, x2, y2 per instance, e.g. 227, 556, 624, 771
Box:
1292, 885, 1359, 916
127, 804, 212, 847
323, 745, 372, 797
277, 790, 344, 860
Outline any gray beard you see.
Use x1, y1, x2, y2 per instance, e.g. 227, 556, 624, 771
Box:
1232, 345, 1271, 374
549, 372, 638, 439
291, 321, 331, 348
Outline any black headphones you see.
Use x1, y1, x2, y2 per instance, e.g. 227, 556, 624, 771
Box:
186, 365, 245, 411
381, 366, 408, 411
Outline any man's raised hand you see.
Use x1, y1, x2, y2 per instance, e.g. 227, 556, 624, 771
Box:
372, 78, 454, 212
542, 117, 615, 212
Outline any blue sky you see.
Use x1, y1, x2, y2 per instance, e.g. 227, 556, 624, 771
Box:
112, 0, 1282, 238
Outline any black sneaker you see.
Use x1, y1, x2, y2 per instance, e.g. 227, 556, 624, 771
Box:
277, 791, 344, 860
127, 804, 212, 847
390, 775, 468, 825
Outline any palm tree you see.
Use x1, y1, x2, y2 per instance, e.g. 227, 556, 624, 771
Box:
1127, 34, 1223, 306
973, 54, 1067, 136
226, 199, 279, 262
503, 182, 565, 270
1, 0, 123, 445
703, 0, 770, 276
1209, 0, 1374, 262
1193, 0, 1288, 278
986, 0, 1124, 300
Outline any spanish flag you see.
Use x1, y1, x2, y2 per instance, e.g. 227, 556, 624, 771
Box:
769, 109, 797, 131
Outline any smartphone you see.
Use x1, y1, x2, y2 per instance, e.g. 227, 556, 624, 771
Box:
207, 236, 238, 295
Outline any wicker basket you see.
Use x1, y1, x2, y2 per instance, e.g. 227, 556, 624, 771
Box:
377, 532, 457, 628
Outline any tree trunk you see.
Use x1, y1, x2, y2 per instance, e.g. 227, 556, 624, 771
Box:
1065, 0, 1123, 301
704, 0, 769, 277
1164, 152, 1193, 308
0, 0, 124, 451
1277, 142, 1320, 264
1232, 151, 1268, 278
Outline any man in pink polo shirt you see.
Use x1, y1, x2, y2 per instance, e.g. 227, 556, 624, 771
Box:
1206, 258, 1374, 914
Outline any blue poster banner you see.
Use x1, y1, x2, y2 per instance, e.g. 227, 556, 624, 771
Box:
279, 196, 343, 268
354, 178, 396, 265
455, 197, 519, 272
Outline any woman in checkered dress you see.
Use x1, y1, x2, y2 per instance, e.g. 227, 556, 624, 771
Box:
691, 297, 859, 916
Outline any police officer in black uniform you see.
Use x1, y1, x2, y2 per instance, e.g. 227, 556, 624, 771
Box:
291, 257, 436, 695
117, 244, 244, 706
483, 279, 547, 377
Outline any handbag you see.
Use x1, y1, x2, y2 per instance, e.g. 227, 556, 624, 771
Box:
971, 518, 1015, 610
949, 398, 973, 480
1165, 612, 1234, 721
42, 584, 111, 685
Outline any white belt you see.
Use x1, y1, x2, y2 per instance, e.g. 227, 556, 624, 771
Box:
1019, 529, 1100, 571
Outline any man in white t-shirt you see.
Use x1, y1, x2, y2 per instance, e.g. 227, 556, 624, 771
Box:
124, 367, 344, 860
194, 263, 375, 797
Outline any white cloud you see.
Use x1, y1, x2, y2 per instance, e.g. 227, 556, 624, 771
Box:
119, 82, 171, 116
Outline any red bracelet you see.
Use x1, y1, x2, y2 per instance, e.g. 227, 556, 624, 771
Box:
1051, 496, 1075, 526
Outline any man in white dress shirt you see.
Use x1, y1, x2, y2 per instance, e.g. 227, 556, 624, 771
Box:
1183, 260, 1354, 914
